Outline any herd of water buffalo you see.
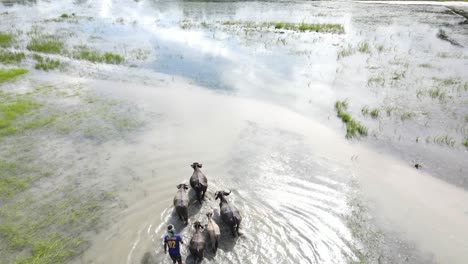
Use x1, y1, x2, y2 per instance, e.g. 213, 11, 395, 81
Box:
172, 162, 243, 261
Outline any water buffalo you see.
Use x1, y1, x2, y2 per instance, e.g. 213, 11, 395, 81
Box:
215, 191, 242, 237
206, 211, 221, 253
189, 162, 208, 204
173, 184, 189, 225
189, 221, 206, 262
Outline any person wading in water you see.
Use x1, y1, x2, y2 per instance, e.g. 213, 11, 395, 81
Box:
163, 224, 184, 264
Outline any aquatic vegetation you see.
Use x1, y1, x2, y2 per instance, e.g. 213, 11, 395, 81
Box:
436, 29, 462, 47
357, 42, 370, 53
367, 76, 385, 87
428, 88, 446, 101
400, 112, 414, 121
337, 44, 355, 59
27, 36, 64, 54
334, 100, 367, 139
361, 106, 369, 116
273, 22, 344, 33
221, 21, 344, 33
376, 44, 385, 53
391, 71, 405, 81
0, 50, 25, 64
427, 135, 456, 147
418, 63, 434, 69
60, 13, 75, 19
0, 189, 105, 264
416, 89, 425, 99
0, 32, 13, 48
74, 47, 123, 64
433, 77, 460, 87
0, 68, 28, 84
0, 93, 42, 137
370, 109, 379, 119
345, 183, 384, 263
436, 52, 463, 59
180, 20, 194, 30
33, 54, 61, 71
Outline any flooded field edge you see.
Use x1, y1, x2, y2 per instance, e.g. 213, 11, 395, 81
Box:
1, 0, 467, 264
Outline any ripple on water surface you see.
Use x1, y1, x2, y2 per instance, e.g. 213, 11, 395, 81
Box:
142, 123, 355, 264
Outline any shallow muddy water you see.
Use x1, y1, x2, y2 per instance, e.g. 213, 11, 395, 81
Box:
1, 0, 467, 264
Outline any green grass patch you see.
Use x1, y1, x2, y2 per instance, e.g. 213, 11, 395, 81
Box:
0, 92, 43, 137
74, 47, 123, 64
418, 63, 434, 69
0, 190, 104, 264
0, 50, 25, 65
0, 69, 28, 85
26, 36, 64, 54
428, 87, 446, 101
357, 42, 370, 53
334, 100, 367, 139
370, 109, 379, 119
0, 32, 13, 48
463, 137, 468, 148
337, 44, 355, 59
274, 22, 344, 33
433, 77, 460, 87
33, 54, 61, 71
400, 112, 414, 121
361, 106, 369, 116
429, 135, 456, 147
367, 76, 385, 87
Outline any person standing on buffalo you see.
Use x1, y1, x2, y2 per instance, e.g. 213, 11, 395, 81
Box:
163, 224, 184, 264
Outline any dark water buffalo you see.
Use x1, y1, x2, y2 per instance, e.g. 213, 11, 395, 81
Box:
189, 162, 208, 204
173, 184, 189, 225
215, 191, 242, 237
189, 221, 206, 262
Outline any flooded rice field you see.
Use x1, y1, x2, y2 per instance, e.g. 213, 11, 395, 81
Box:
0, 0, 467, 264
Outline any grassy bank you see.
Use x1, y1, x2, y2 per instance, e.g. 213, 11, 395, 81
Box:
0, 84, 141, 263
0, 69, 28, 84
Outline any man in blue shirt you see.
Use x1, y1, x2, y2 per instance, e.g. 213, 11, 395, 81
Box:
163, 224, 184, 264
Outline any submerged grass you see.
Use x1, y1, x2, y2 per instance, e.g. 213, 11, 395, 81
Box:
275, 22, 344, 33
358, 42, 370, 53
367, 76, 385, 87
428, 87, 446, 101
74, 47, 123, 64
0, 32, 13, 48
222, 21, 344, 33
0, 69, 28, 84
0, 51, 25, 65
337, 44, 355, 59
26, 36, 64, 54
370, 109, 379, 119
334, 100, 367, 139
0, 92, 42, 137
0, 85, 138, 263
33, 54, 61, 71
427, 135, 456, 147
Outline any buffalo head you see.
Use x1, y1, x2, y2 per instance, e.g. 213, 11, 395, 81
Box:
215, 190, 231, 200
191, 162, 203, 169
193, 221, 204, 230
177, 184, 189, 190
